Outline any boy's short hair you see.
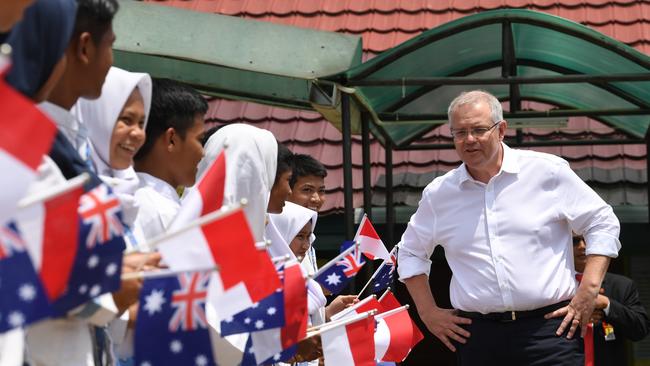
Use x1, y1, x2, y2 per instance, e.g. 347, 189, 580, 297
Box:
73, 0, 119, 44
275, 142, 293, 184
134, 78, 209, 160
289, 154, 327, 188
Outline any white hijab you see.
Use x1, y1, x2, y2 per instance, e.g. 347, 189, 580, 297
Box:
73, 67, 152, 226
74, 66, 152, 178
266, 202, 326, 315
266, 201, 317, 259
196, 123, 277, 242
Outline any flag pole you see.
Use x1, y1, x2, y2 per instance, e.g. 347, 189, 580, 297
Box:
329, 294, 377, 322
305, 309, 377, 339
313, 241, 359, 278
378, 287, 392, 302
374, 304, 409, 319
133, 200, 247, 272
356, 246, 397, 299
121, 265, 219, 281
17, 173, 89, 209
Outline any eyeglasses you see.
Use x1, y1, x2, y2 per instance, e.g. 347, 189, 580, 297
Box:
450, 121, 501, 141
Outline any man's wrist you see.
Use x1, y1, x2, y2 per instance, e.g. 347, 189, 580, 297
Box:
602, 298, 611, 316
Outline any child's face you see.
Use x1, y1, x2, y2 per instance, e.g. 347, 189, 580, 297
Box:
289, 222, 312, 260
109, 88, 146, 169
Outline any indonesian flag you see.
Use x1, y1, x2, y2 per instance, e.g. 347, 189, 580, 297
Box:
0, 60, 57, 226
14, 175, 85, 301
158, 208, 281, 319
321, 314, 376, 366
354, 214, 390, 261
377, 290, 424, 360
375, 306, 423, 362
171, 150, 226, 225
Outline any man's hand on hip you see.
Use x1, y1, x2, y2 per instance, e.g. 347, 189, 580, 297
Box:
545, 287, 598, 339
420, 307, 472, 352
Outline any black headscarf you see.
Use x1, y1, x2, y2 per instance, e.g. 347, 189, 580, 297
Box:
4, 0, 77, 99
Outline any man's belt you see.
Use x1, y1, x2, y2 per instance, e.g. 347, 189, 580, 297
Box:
457, 300, 570, 322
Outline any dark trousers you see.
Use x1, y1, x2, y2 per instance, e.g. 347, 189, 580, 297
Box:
455, 316, 584, 366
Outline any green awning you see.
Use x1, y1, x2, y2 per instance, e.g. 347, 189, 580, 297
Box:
323, 9, 650, 144
112, 0, 362, 110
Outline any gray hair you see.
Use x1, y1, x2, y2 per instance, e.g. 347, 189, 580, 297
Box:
447, 90, 503, 126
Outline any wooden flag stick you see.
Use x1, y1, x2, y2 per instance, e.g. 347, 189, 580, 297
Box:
356, 246, 398, 299
378, 287, 392, 302
305, 309, 377, 339
329, 294, 378, 322
133, 200, 246, 272
374, 305, 409, 320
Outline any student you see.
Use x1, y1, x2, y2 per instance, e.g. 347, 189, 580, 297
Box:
12, 1, 148, 365
73, 66, 153, 365
1, 1, 75, 364
133, 78, 207, 241
197, 123, 290, 242
5, 0, 76, 103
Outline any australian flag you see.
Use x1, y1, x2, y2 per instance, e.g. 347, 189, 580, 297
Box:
370, 252, 396, 294
220, 267, 285, 336
0, 223, 50, 332
314, 241, 365, 295
135, 271, 216, 366
50, 184, 126, 315
241, 336, 297, 366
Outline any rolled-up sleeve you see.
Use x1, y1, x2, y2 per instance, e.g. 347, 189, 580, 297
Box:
397, 188, 438, 281
556, 161, 621, 258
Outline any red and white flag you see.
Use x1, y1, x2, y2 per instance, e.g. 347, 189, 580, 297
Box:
14, 174, 86, 300
321, 313, 376, 366
354, 214, 390, 261
0, 62, 57, 226
171, 150, 226, 225
158, 208, 281, 318
377, 290, 424, 360
375, 306, 423, 362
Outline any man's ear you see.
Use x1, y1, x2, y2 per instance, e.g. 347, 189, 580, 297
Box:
498, 120, 507, 141
75, 32, 94, 66
165, 127, 176, 152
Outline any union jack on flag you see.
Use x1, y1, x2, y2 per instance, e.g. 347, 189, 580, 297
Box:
0, 223, 26, 259
135, 271, 216, 366
169, 272, 210, 332
314, 241, 366, 295
79, 184, 123, 249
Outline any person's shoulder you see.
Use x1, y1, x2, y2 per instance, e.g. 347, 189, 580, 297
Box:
513, 148, 569, 169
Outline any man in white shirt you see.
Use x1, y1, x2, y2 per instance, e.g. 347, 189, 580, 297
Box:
397, 90, 620, 365
133, 78, 207, 241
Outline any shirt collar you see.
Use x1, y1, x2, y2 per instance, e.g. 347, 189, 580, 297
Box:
136, 172, 180, 204
457, 142, 520, 184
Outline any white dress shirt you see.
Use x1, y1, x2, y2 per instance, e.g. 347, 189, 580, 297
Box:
397, 144, 621, 314
133, 172, 181, 243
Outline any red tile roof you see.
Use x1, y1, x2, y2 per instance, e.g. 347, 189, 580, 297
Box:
149, 0, 649, 213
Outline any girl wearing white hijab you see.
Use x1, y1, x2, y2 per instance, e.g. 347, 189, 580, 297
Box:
266, 202, 326, 314
73, 66, 152, 243
72, 67, 152, 365
195, 123, 278, 242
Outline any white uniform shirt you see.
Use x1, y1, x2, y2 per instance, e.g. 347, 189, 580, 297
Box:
397, 144, 621, 314
133, 172, 180, 243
